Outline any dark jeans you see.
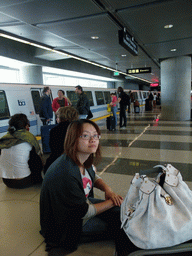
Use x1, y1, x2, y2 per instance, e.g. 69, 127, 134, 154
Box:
120, 105, 127, 127
80, 198, 139, 255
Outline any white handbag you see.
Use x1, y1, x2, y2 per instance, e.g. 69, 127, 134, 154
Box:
120, 164, 192, 250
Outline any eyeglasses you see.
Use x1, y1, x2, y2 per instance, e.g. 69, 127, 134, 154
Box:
79, 134, 101, 140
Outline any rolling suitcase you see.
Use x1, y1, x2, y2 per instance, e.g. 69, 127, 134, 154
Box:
41, 124, 58, 153
106, 115, 116, 131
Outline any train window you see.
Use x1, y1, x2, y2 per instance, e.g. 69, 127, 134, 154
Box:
31, 90, 41, 114
104, 91, 111, 104
143, 92, 146, 98
0, 90, 10, 120
84, 91, 94, 106
95, 91, 105, 105
67, 91, 94, 107
66, 91, 78, 107
133, 92, 138, 100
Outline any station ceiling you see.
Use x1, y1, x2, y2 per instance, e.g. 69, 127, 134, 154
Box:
0, 0, 191, 85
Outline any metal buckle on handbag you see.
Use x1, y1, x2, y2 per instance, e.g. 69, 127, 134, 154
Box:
160, 188, 173, 206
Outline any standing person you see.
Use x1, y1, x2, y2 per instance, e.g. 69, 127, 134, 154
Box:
127, 90, 131, 113
153, 92, 157, 108
43, 106, 79, 174
148, 91, 154, 110
75, 85, 90, 119
40, 119, 138, 256
117, 86, 127, 129
130, 91, 135, 114
39, 86, 53, 125
156, 92, 161, 106
110, 93, 117, 129
52, 90, 71, 114
0, 113, 43, 188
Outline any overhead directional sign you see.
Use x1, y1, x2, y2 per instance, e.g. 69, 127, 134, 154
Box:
118, 29, 138, 56
127, 67, 151, 74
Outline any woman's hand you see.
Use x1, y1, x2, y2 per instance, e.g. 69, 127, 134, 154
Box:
105, 190, 123, 207
94, 178, 123, 207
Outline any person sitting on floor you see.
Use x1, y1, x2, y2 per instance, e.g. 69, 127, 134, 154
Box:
0, 113, 43, 189
43, 106, 79, 174
40, 119, 138, 256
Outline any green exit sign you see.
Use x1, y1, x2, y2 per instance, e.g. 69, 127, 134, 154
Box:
114, 71, 119, 76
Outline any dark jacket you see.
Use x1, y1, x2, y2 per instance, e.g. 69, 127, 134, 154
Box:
149, 92, 154, 101
43, 121, 70, 174
119, 92, 127, 107
76, 92, 90, 115
40, 154, 95, 251
40, 95, 53, 120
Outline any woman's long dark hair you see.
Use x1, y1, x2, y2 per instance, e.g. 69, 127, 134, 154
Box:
8, 113, 30, 134
64, 119, 101, 168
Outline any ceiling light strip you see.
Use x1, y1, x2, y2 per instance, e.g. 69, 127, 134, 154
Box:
0, 32, 151, 84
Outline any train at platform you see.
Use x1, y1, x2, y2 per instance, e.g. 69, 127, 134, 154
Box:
0, 83, 150, 136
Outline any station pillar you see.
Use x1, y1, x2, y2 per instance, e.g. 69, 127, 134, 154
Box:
20, 65, 43, 84
160, 56, 191, 120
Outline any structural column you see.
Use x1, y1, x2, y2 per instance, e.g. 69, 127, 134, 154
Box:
161, 56, 191, 120
20, 65, 43, 84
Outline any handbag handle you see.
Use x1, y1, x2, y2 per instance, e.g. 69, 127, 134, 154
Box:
154, 164, 179, 175
154, 164, 179, 187
139, 166, 163, 176
139, 176, 173, 206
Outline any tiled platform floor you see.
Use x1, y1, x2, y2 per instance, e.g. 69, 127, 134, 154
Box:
1, 108, 192, 256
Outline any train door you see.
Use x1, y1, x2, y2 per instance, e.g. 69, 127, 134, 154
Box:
95, 91, 107, 118
13, 88, 38, 136
30, 88, 42, 135
0, 90, 10, 137
31, 87, 55, 135
138, 91, 144, 112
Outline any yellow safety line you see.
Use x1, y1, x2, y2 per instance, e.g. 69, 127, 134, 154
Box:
36, 112, 120, 140
92, 111, 120, 122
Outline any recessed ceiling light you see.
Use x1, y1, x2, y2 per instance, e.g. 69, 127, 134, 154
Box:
164, 24, 173, 29
171, 48, 177, 52
91, 36, 99, 39
121, 54, 127, 57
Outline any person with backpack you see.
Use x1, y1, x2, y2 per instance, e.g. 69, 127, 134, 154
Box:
117, 87, 127, 129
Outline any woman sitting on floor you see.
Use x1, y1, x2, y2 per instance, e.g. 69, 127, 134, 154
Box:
40, 119, 138, 256
0, 113, 43, 189
43, 106, 79, 174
